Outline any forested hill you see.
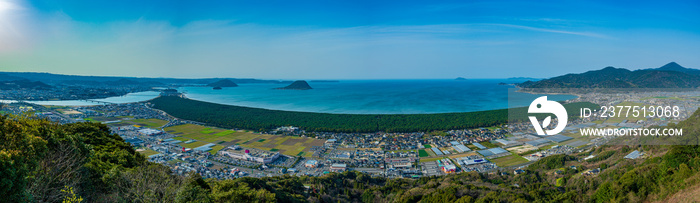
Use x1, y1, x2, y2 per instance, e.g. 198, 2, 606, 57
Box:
275, 80, 312, 90
0, 79, 52, 90
519, 62, 700, 88
149, 96, 597, 133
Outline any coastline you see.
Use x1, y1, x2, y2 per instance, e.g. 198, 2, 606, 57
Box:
147, 95, 598, 132
513, 85, 582, 102
3, 83, 582, 113
1, 91, 161, 106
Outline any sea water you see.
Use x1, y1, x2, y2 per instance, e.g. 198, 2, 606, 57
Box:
179, 79, 575, 114
4, 91, 161, 106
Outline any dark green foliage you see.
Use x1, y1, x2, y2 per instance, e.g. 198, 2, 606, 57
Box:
589, 146, 700, 202
662, 145, 700, 169
0, 115, 49, 202
62, 122, 146, 198
112, 163, 184, 202
0, 79, 52, 90
209, 179, 276, 203
584, 109, 700, 202
420, 186, 459, 202
176, 172, 212, 203
585, 150, 616, 162
0, 115, 149, 201
150, 96, 597, 133
527, 154, 575, 170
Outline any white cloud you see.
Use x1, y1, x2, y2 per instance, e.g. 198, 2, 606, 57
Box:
0, 0, 31, 53
0, 0, 23, 11
487, 23, 608, 38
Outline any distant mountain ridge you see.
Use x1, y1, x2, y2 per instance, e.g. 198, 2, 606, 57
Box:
0, 79, 51, 90
207, 79, 238, 87
0, 71, 284, 86
648, 62, 700, 75
519, 62, 700, 88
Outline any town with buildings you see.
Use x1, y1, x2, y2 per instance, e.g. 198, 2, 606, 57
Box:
2, 90, 699, 180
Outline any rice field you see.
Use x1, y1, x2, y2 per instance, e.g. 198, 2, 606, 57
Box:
137, 149, 160, 156
130, 118, 169, 128
418, 149, 429, 157
166, 124, 324, 156
489, 154, 529, 167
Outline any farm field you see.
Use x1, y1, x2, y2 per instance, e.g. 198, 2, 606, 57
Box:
466, 144, 480, 151
238, 134, 325, 157
489, 154, 529, 167
448, 152, 479, 160
131, 118, 169, 128
165, 124, 244, 143
557, 134, 594, 148
506, 145, 539, 154
418, 149, 429, 157
165, 124, 324, 157
478, 141, 498, 148
419, 157, 443, 163
180, 140, 208, 149
210, 145, 225, 154
56, 109, 81, 115
104, 118, 168, 128
137, 148, 159, 156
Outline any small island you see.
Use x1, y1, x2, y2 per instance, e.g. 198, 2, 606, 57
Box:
207, 79, 238, 88
212, 86, 222, 90
275, 80, 313, 90
455, 77, 468, 81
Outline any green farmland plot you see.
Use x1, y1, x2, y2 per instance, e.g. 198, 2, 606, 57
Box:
166, 123, 325, 157
490, 154, 529, 167
418, 149, 429, 157
131, 118, 168, 128
165, 124, 245, 143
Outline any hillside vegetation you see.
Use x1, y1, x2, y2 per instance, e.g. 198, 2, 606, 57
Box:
1, 109, 700, 202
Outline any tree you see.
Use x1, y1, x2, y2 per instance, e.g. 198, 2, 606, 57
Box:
175, 172, 212, 203
210, 180, 276, 203
115, 163, 183, 202
61, 186, 84, 203
27, 134, 88, 203
0, 115, 49, 202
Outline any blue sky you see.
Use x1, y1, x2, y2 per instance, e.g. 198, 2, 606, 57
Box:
0, 0, 699, 79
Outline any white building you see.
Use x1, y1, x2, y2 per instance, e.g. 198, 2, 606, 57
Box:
305, 160, 319, 168
138, 128, 163, 136
330, 163, 347, 172
219, 147, 281, 164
